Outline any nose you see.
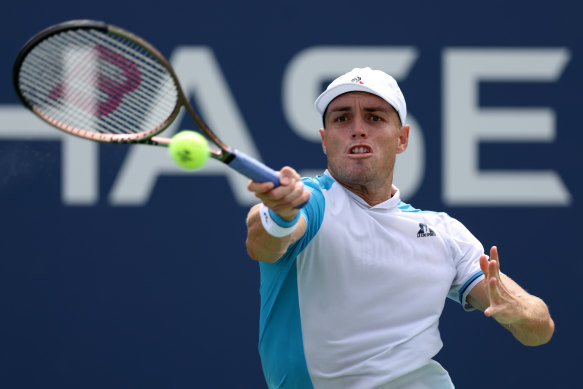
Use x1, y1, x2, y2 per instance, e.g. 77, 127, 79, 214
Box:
352, 126, 368, 138
352, 115, 368, 139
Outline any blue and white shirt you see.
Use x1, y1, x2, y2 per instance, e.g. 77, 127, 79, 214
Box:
258, 171, 484, 389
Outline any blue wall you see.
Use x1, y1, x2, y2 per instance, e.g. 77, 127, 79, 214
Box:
1, 1, 580, 387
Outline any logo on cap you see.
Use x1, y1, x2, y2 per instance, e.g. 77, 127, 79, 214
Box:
351, 76, 364, 84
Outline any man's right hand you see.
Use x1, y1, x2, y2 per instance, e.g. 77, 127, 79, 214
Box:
247, 166, 310, 221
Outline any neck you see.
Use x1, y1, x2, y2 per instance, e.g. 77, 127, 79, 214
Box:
333, 175, 395, 206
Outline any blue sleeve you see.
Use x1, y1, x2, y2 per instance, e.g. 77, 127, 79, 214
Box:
287, 177, 326, 258
256, 177, 325, 389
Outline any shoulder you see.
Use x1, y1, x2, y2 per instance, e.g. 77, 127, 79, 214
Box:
300, 173, 338, 210
295, 174, 334, 234
302, 174, 335, 192
395, 200, 450, 222
396, 201, 475, 237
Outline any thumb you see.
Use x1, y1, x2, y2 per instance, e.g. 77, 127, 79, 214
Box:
279, 166, 299, 186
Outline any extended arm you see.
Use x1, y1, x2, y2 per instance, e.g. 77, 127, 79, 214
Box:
245, 167, 310, 263
467, 246, 554, 346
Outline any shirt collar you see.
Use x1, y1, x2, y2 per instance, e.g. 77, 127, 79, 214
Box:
323, 170, 401, 211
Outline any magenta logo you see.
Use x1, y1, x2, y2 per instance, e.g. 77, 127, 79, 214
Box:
49, 44, 142, 117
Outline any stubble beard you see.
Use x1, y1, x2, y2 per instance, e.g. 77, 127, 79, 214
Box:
328, 157, 396, 194
329, 160, 378, 187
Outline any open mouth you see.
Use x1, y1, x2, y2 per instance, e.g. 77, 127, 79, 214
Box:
349, 145, 372, 154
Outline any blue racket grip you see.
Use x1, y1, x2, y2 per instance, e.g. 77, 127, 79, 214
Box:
228, 149, 306, 208
228, 149, 280, 186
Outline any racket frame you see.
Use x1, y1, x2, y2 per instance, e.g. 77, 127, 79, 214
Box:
13, 19, 288, 189
12, 19, 230, 161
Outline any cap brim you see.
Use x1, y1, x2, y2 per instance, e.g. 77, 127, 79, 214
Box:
315, 83, 382, 115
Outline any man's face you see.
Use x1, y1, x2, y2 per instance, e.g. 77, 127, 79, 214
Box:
319, 92, 409, 189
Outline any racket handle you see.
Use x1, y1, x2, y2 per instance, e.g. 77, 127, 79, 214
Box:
229, 150, 307, 209
228, 149, 281, 187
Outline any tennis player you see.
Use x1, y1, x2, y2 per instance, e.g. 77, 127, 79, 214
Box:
245, 67, 554, 389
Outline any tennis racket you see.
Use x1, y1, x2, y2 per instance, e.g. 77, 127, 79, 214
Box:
12, 19, 281, 187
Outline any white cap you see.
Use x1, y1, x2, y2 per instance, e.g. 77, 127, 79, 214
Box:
314, 67, 407, 125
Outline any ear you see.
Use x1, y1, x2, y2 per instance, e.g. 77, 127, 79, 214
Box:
396, 125, 410, 154
319, 128, 327, 155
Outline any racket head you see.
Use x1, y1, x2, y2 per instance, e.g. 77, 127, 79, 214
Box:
12, 20, 294, 193
13, 20, 184, 144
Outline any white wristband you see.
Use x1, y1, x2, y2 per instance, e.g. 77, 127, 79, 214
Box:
259, 203, 300, 237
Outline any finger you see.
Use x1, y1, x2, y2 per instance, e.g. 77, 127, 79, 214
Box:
248, 180, 275, 194
279, 166, 301, 186
269, 181, 306, 212
485, 272, 503, 309
479, 255, 490, 276
256, 176, 297, 202
255, 166, 308, 217
484, 306, 496, 318
488, 259, 500, 278
490, 246, 500, 267
291, 188, 311, 208
271, 168, 303, 198
269, 181, 299, 202
282, 181, 311, 208
489, 247, 502, 280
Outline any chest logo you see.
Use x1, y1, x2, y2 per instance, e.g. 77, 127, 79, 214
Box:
417, 223, 436, 238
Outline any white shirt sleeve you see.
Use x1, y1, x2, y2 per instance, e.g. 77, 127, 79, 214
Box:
443, 217, 485, 310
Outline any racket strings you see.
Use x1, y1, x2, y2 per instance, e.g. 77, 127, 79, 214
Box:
18, 28, 179, 137
27, 29, 175, 133
61, 30, 175, 133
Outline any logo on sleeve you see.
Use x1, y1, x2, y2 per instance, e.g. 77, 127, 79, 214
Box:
417, 223, 436, 238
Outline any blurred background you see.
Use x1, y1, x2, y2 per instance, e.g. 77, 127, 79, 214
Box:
1, 0, 580, 387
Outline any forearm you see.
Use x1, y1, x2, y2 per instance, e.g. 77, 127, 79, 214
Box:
245, 204, 303, 263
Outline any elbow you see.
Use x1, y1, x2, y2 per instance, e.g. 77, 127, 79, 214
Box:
517, 317, 555, 347
246, 238, 280, 263
246, 238, 260, 261
537, 317, 555, 346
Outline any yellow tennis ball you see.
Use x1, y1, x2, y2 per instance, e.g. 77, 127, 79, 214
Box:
169, 131, 210, 170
